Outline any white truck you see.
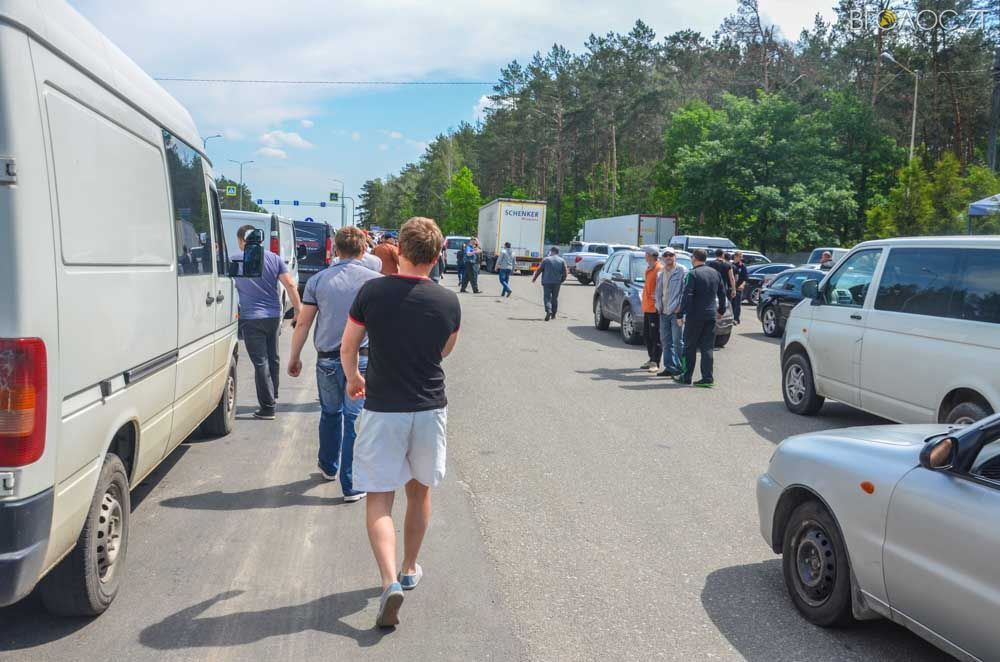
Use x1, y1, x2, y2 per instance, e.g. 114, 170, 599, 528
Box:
477, 199, 547, 273
582, 214, 677, 247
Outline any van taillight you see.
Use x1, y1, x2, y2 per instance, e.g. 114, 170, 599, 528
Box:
270, 235, 280, 254
325, 237, 333, 265
0, 338, 47, 467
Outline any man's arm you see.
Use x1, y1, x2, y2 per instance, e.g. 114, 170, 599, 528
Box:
442, 330, 460, 358
341, 320, 366, 399
654, 271, 664, 313
727, 267, 736, 297
680, 271, 694, 317
278, 272, 302, 319
716, 274, 727, 317
287, 305, 317, 377
531, 264, 541, 283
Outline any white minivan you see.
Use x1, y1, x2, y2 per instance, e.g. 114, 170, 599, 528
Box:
222, 210, 300, 321
0, 1, 263, 615
781, 237, 1000, 424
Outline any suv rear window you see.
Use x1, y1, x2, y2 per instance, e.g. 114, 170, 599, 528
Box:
446, 238, 466, 250
294, 223, 325, 243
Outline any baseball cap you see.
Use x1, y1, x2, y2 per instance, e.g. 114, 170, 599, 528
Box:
660, 247, 676, 256
643, 246, 659, 256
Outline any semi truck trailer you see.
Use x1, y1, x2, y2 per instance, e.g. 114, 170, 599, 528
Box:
582, 214, 677, 247
477, 198, 547, 273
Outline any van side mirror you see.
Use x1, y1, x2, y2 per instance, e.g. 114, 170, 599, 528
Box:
296, 244, 308, 261
229, 228, 264, 278
920, 437, 956, 471
801, 279, 819, 301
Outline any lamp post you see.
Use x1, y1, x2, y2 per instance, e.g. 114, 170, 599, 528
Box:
881, 52, 920, 161
343, 196, 355, 227
228, 160, 254, 211
331, 179, 346, 227
202, 134, 222, 150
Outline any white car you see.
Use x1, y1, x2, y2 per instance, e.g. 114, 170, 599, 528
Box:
443, 235, 471, 272
757, 413, 1000, 661
781, 237, 1000, 425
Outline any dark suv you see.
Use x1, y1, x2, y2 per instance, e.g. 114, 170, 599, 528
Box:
293, 220, 334, 294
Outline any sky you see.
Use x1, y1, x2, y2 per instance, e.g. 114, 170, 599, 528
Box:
70, 0, 837, 227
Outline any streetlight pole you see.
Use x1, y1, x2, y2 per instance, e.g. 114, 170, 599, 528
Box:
228, 159, 254, 211
343, 196, 355, 227
331, 179, 346, 228
202, 134, 222, 150
881, 52, 920, 161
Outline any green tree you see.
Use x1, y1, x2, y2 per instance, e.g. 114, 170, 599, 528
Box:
927, 152, 969, 235
215, 177, 264, 213
866, 158, 934, 238
443, 166, 481, 235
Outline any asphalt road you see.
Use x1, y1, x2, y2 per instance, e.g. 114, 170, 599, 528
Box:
0, 273, 947, 661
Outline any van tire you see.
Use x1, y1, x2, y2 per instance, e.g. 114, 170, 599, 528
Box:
202, 359, 237, 437
782, 352, 824, 416
39, 454, 130, 616
943, 400, 991, 426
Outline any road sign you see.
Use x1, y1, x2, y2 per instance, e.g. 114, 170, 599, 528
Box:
329, 192, 339, 202
225, 186, 237, 197
293, 200, 300, 206
256, 199, 263, 205
304, 217, 314, 223
320, 202, 326, 208
273, 199, 280, 206
371, 225, 381, 232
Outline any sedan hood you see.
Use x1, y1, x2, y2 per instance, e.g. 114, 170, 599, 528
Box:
788, 423, 954, 448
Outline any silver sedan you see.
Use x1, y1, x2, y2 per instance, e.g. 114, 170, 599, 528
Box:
757, 413, 1000, 661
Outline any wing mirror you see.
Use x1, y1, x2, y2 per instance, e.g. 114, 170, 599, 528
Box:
611, 272, 626, 283
228, 229, 264, 278
801, 279, 819, 301
920, 436, 957, 471
296, 244, 308, 261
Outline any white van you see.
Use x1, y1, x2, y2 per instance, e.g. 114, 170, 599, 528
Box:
781, 237, 1000, 424
222, 210, 300, 321
0, 1, 261, 615
443, 235, 471, 272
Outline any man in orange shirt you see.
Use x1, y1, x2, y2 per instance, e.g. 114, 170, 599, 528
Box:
371, 235, 400, 275
640, 247, 663, 372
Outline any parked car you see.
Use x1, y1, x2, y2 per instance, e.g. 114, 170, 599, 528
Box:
443, 235, 471, 272
739, 251, 771, 266
293, 220, 333, 295
566, 242, 637, 285
781, 237, 1000, 424
757, 412, 1000, 661
0, 0, 263, 614
668, 235, 737, 253
593, 251, 732, 348
804, 247, 849, 267
222, 210, 300, 322
757, 269, 823, 337
744, 263, 796, 304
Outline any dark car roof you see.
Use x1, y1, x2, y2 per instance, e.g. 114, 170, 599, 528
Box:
765, 267, 822, 283
748, 262, 794, 273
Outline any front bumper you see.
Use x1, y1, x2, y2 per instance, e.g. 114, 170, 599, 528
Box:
0, 487, 53, 606
756, 472, 783, 552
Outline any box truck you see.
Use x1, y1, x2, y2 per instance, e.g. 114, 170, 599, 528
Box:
477, 199, 547, 273
582, 214, 677, 247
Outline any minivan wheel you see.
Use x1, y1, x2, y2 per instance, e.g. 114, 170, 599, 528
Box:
762, 307, 781, 337
782, 501, 854, 628
40, 454, 130, 616
594, 298, 610, 330
783, 353, 824, 415
202, 359, 238, 437
620, 305, 642, 345
943, 400, 992, 426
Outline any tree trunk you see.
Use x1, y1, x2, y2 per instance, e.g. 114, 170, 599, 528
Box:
610, 120, 618, 215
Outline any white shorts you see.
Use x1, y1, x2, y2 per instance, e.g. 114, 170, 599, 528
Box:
352, 407, 448, 492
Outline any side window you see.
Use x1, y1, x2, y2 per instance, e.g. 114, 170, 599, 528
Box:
163, 131, 211, 276
875, 248, 961, 317
953, 250, 1000, 324
280, 222, 294, 262
605, 253, 622, 275
594, 245, 608, 255
824, 249, 882, 307
209, 185, 228, 275
771, 275, 790, 290
971, 435, 1000, 484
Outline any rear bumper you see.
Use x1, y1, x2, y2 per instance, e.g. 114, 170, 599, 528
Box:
0, 487, 53, 607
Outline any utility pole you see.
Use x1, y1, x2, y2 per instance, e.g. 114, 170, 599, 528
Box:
988, 46, 1000, 172
228, 160, 253, 211
881, 52, 920, 161
331, 179, 346, 227
202, 134, 222, 150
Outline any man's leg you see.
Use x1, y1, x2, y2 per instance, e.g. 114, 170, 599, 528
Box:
458, 264, 466, 291
470, 267, 480, 293
338, 357, 367, 496
681, 319, 702, 383
699, 319, 717, 382
265, 318, 280, 400
366, 492, 397, 589
671, 314, 685, 373
242, 319, 275, 411
644, 313, 659, 364
550, 283, 561, 316
315, 358, 344, 476
401, 479, 431, 576
542, 284, 553, 315
732, 294, 742, 323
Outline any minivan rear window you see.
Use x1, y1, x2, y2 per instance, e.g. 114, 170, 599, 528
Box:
446, 238, 466, 250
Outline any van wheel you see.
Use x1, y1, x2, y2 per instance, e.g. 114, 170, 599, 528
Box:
40, 454, 129, 616
943, 400, 992, 426
782, 501, 854, 627
783, 353, 824, 415
202, 358, 238, 437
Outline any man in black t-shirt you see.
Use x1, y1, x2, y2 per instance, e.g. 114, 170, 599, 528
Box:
341, 216, 461, 628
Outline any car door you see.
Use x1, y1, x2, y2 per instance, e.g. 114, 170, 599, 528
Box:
600, 253, 624, 320
808, 248, 883, 407
882, 430, 1000, 660
208, 180, 236, 380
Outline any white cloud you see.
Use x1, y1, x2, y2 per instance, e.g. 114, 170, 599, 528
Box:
406, 138, 429, 151
256, 147, 288, 159
378, 144, 389, 151
260, 130, 315, 150
300, 119, 314, 128
223, 128, 245, 141
472, 95, 493, 122
351, 131, 362, 141
389, 130, 403, 139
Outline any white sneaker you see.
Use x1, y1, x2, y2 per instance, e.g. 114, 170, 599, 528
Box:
639, 361, 655, 369
344, 492, 367, 503
318, 464, 337, 481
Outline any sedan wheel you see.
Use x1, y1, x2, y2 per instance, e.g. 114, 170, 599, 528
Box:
762, 307, 781, 337
782, 501, 853, 627
750, 287, 761, 304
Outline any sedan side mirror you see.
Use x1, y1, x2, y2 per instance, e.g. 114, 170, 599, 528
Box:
801, 279, 819, 300
920, 437, 956, 471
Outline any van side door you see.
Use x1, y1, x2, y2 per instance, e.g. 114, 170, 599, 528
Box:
207, 180, 236, 378
164, 132, 217, 448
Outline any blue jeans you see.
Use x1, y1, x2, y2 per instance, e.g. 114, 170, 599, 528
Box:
498, 269, 512, 295
659, 313, 684, 373
316, 356, 367, 496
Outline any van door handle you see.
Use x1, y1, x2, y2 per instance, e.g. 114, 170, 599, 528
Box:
850, 313, 862, 320
206, 293, 215, 306
216, 291, 225, 303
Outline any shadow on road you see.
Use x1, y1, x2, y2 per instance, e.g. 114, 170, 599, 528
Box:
132, 444, 190, 510
576, 367, 664, 384
701, 561, 941, 661
739, 331, 781, 345
567, 325, 643, 350
158, 475, 344, 511
0, 593, 92, 649
139, 588, 388, 650
738, 401, 889, 445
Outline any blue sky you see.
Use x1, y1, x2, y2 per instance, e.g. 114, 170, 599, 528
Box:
70, 0, 836, 226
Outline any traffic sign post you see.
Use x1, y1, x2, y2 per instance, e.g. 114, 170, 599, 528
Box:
225, 185, 237, 197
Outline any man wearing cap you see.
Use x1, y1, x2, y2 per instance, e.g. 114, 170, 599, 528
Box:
655, 248, 687, 377
639, 247, 662, 372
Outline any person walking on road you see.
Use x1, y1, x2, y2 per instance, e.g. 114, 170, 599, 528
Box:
460, 238, 482, 293
731, 251, 748, 325
675, 248, 726, 388
531, 246, 568, 321
287, 226, 380, 502
655, 248, 687, 377
234, 224, 302, 420
371, 235, 400, 275
639, 247, 662, 372
456, 240, 467, 290
341, 217, 461, 628
497, 241, 515, 298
